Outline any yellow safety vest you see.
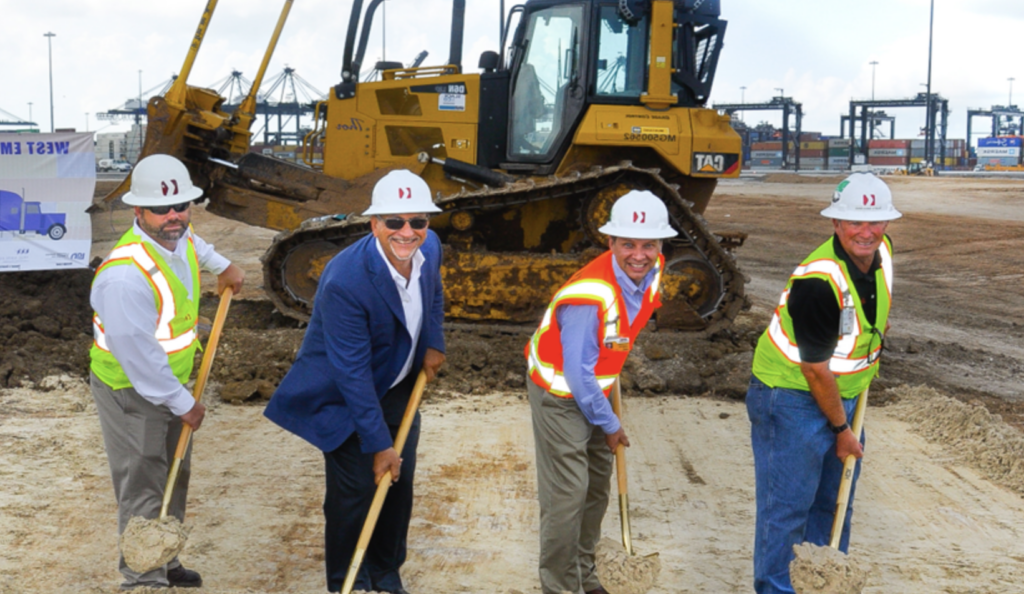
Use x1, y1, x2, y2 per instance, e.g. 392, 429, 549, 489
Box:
751, 236, 893, 399
90, 227, 200, 389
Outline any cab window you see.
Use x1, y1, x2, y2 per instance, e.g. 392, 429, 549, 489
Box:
595, 5, 647, 98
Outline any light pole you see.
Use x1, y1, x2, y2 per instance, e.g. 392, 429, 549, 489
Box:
27, 102, 32, 122
775, 87, 784, 99
1009, 77, 1016, 107
44, 32, 56, 132
869, 61, 879, 100
924, 0, 934, 165
740, 85, 746, 121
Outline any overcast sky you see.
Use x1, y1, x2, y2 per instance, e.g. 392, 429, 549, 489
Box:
3, 0, 1023, 147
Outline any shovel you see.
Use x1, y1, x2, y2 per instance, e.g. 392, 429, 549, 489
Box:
120, 287, 233, 573
610, 380, 633, 556
829, 387, 869, 548
341, 370, 429, 594
789, 388, 871, 594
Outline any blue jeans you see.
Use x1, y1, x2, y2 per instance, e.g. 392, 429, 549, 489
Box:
746, 376, 865, 594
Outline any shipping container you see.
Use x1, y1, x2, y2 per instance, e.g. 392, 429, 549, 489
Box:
868, 148, 907, 157
750, 150, 784, 159
750, 141, 797, 151
828, 148, 851, 157
868, 156, 909, 166
829, 138, 853, 148
799, 132, 821, 141
868, 139, 910, 149
750, 159, 784, 168
981, 156, 1022, 167
798, 157, 825, 166
798, 149, 825, 158
977, 147, 1021, 158
979, 136, 1023, 148
799, 141, 826, 150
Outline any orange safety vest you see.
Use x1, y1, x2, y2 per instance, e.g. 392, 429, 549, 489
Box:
525, 251, 663, 397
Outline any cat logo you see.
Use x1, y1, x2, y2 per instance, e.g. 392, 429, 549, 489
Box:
695, 153, 725, 173
692, 152, 740, 175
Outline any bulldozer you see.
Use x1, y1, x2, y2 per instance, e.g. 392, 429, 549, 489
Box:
100, 0, 746, 332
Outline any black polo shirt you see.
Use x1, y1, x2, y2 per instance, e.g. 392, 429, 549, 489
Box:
787, 235, 887, 364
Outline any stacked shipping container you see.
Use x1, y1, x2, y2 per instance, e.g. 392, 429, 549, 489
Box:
909, 139, 965, 167
748, 141, 795, 169
976, 137, 1022, 168
828, 138, 851, 170
867, 139, 909, 168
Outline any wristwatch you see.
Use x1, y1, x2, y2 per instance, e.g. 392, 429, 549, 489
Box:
829, 421, 850, 435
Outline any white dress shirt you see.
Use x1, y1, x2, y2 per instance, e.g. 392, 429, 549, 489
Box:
374, 238, 425, 388
90, 220, 231, 415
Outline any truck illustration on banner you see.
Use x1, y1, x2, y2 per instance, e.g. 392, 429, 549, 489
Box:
0, 189, 68, 240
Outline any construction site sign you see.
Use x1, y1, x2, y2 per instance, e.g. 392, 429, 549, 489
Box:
0, 132, 93, 272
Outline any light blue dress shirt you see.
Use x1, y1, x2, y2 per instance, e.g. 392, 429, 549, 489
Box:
555, 256, 656, 434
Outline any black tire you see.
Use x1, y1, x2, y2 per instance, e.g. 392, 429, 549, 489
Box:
47, 224, 66, 240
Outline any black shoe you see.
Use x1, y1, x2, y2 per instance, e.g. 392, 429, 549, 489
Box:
167, 565, 203, 588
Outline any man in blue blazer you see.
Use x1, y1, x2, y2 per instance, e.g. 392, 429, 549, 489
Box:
265, 170, 446, 594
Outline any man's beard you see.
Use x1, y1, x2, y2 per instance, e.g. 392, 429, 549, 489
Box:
141, 215, 189, 244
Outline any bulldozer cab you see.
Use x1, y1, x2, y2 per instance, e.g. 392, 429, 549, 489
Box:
503, 0, 727, 169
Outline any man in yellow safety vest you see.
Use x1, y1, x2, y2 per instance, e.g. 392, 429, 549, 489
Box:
746, 172, 901, 594
89, 154, 244, 590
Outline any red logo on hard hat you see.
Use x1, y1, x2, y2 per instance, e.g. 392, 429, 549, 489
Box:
863, 194, 876, 206
633, 211, 646, 223
398, 187, 412, 199
160, 180, 180, 196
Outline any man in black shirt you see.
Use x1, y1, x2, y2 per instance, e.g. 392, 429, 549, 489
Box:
746, 172, 901, 594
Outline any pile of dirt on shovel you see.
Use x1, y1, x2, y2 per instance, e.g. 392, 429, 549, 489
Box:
789, 542, 868, 594
120, 516, 190, 574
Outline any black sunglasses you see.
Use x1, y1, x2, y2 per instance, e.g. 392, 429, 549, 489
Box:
380, 216, 429, 231
145, 201, 192, 215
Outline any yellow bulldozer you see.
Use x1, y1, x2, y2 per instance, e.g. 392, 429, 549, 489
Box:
101, 0, 745, 332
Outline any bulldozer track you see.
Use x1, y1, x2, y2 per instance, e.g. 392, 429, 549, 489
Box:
262, 161, 746, 333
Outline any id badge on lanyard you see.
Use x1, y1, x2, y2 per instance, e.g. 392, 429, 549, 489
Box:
839, 289, 856, 336
604, 336, 631, 352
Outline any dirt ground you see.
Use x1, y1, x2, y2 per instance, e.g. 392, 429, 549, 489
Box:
1, 175, 1023, 593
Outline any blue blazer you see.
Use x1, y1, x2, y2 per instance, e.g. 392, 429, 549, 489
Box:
264, 231, 446, 453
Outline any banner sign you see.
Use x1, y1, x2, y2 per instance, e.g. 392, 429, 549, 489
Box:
0, 132, 94, 271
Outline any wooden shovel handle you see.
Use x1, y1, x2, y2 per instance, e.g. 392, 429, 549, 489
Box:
341, 370, 429, 594
829, 387, 869, 549
611, 380, 628, 494
160, 288, 233, 519
611, 379, 634, 555
173, 287, 234, 460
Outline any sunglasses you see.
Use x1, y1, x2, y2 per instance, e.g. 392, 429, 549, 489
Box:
145, 201, 192, 215
380, 216, 429, 231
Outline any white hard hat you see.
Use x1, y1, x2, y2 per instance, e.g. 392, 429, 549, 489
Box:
820, 172, 902, 222
597, 190, 678, 239
362, 170, 441, 216
122, 154, 203, 207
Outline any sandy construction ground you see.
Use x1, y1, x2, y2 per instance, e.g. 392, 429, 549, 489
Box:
2, 174, 1023, 593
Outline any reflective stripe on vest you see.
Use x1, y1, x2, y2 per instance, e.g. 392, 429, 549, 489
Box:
527, 253, 662, 396
92, 242, 197, 355
762, 238, 892, 377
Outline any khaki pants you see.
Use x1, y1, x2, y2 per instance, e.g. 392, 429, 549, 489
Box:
529, 378, 613, 594
91, 372, 190, 587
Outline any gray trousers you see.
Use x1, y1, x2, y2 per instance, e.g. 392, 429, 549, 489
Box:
91, 372, 190, 587
529, 378, 613, 594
